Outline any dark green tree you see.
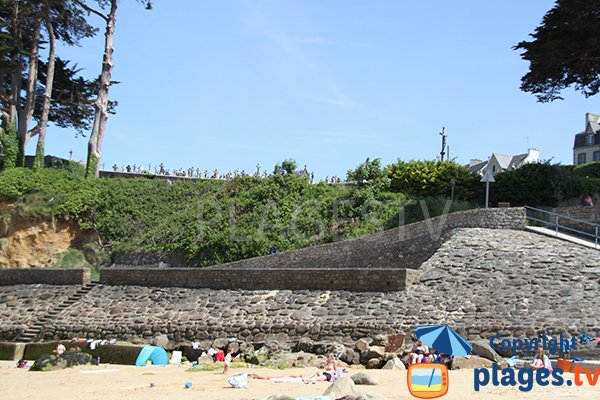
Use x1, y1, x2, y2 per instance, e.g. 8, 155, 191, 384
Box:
514, 0, 600, 102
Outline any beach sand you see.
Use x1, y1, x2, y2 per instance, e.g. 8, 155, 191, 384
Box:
0, 361, 599, 400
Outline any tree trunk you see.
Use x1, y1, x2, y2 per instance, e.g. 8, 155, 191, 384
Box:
86, 0, 117, 179
17, 16, 42, 167
8, 2, 22, 140
34, 6, 56, 170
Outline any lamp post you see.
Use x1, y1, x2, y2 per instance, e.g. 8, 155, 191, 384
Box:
480, 171, 495, 208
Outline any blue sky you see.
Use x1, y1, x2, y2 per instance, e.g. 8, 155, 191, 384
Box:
30, 0, 598, 179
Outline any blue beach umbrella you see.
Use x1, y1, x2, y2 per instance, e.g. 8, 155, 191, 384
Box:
415, 325, 472, 357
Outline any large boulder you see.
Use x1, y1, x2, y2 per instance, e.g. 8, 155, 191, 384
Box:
197, 354, 215, 365
212, 338, 229, 349
381, 357, 406, 370
472, 341, 504, 363
351, 372, 379, 385
339, 347, 360, 365
30, 351, 92, 372
152, 334, 169, 349
366, 358, 382, 369
356, 338, 373, 352
323, 376, 357, 398
451, 356, 495, 370
348, 393, 386, 400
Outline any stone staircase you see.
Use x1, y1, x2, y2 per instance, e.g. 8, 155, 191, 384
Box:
15, 282, 98, 343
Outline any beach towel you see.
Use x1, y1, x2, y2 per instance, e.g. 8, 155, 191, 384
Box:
228, 373, 248, 389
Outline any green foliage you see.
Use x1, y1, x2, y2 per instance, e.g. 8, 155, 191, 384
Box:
347, 157, 390, 189
274, 159, 297, 175
491, 162, 600, 206
0, 166, 482, 266
0, 125, 18, 170
386, 160, 480, 200
514, 0, 600, 102
573, 162, 600, 178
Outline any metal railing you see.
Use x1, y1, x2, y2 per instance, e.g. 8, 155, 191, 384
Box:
524, 205, 599, 248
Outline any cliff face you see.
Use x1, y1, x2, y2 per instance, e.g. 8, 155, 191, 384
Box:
0, 202, 98, 268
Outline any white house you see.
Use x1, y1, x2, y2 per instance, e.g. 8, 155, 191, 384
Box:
468, 148, 540, 176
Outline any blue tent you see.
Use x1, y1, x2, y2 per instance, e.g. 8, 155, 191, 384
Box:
135, 345, 169, 366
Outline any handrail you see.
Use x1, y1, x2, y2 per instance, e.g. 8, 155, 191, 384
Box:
524, 205, 599, 247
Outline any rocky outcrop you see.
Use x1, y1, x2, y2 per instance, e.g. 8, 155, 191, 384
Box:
0, 202, 98, 268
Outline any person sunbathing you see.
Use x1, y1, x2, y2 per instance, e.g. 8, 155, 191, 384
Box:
532, 349, 552, 371
410, 341, 430, 364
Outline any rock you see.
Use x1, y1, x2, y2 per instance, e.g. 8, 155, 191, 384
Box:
339, 347, 359, 365
366, 358, 382, 369
451, 356, 495, 369
197, 354, 214, 365
265, 395, 296, 400
351, 372, 379, 385
348, 393, 386, 400
152, 334, 169, 349
366, 346, 386, 359
295, 337, 315, 353
323, 376, 357, 398
356, 338, 372, 352
212, 338, 229, 349
30, 351, 92, 372
381, 357, 405, 370
472, 340, 504, 363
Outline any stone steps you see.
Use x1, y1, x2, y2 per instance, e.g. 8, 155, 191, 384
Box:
14, 283, 98, 343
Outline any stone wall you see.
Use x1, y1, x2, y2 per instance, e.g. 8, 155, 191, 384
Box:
551, 205, 599, 236
204, 207, 525, 270
111, 207, 525, 271
0, 268, 90, 286
0, 284, 80, 339
1, 227, 599, 346
24, 228, 599, 346
100, 268, 417, 291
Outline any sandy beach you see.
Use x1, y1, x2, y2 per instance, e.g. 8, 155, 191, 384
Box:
0, 361, 599, 400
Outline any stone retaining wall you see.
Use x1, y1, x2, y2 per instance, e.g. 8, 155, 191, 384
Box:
0, 284, 80, 339
193, 207, 525, 270
1, 227, 598, 345
552, 205, 599, 235
0, 268, 90, 286
100, 268, 418, 291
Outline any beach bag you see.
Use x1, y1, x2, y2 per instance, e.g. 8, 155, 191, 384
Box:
228, 373, 248, 389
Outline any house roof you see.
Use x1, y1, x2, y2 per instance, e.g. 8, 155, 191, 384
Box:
491, 153, 513, 169
467, 160, 487, 174
574, 121, 600, 148
509, 153, 528, 169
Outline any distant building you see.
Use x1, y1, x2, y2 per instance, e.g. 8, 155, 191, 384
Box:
468, 148, 540, 176
573, 112, 600, 165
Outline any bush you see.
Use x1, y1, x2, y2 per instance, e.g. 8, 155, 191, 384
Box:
386, 160, 480, 201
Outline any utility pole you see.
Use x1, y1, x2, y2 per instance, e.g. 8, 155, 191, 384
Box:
439, 127, 447, 162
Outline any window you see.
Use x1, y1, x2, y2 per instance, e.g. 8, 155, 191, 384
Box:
578, 153, 587, 165
492, 165, 496, 172
594, 151, 600, 162
587, 135, 596, 145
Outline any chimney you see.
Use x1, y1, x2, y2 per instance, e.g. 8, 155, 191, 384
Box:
527, 148, 540, 162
